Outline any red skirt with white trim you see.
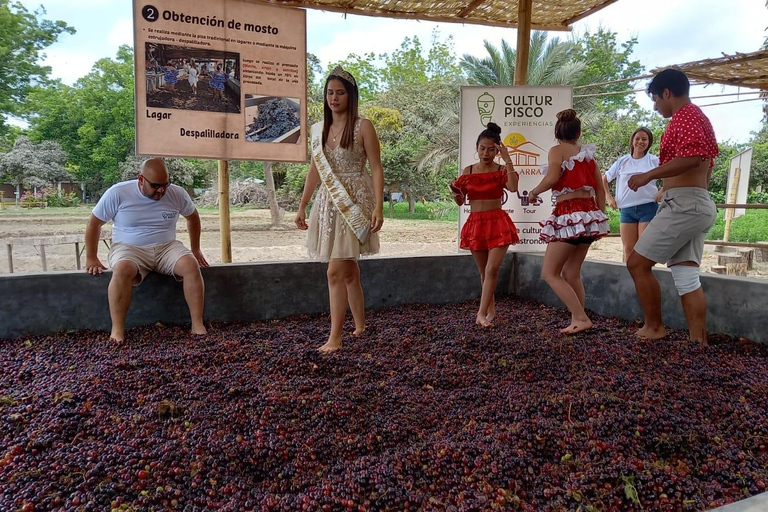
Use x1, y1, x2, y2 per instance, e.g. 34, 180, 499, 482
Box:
539, 197, 610, 243
461, 209, 519, 251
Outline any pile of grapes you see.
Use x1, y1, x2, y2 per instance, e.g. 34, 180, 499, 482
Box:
1, 297, 767, 511
246, 98, 300, 142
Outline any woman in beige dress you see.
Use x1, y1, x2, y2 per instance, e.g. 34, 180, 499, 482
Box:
295, 66, 384, 353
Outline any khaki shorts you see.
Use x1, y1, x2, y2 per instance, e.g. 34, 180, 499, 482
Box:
108, 240, 193, 285
633, 187, 716, 266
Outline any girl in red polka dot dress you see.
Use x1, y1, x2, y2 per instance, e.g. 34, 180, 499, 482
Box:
529, 109, 610, 334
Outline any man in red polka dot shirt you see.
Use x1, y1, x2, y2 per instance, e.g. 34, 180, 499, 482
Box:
626, 69, 719, 345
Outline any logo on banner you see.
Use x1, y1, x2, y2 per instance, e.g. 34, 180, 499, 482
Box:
477, 92, 495, 126
503, 132, 544, 168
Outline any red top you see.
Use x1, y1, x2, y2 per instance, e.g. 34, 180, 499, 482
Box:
660, 103, 718, 168
542, 144, 599, 198
453, 167, 508, 201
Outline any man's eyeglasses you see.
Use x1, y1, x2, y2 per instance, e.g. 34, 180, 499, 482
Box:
140, 175, 170, 189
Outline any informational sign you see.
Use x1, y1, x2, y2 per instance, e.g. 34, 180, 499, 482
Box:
726, 147, 752, 218
459, 86, 572, 251
133, 0, 307, 162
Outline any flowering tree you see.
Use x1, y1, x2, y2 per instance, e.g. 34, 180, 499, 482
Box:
0, 136, 70, 188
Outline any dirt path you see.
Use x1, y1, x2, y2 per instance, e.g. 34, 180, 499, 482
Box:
1, 207, 766, 279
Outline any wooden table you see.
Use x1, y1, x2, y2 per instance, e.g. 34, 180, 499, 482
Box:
5, 233, 111, 273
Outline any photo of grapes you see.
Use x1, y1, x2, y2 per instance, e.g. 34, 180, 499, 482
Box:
244, 95, 301, 143
145, 43, 241, 114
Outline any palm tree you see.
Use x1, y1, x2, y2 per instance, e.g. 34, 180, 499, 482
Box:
418, 32, 603, 173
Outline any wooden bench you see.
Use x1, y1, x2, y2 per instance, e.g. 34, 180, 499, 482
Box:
19, 201, 47, 209
5, 233, 111, 273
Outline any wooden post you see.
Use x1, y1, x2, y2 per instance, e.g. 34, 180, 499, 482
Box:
6, 243, 13, 273
723, 166, 741, 243
263, 161, 283, 228
514, 0, 533, 85
218, 159, 232, 263
39, 245, 47, 272
75, 242, 81, 270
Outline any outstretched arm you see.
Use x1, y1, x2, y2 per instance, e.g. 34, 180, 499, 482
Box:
184, 210, 209, 267
627, 156, 704, 190
593, 165, 606, 212
85, 215, 107, 275
295, 160, 320, 230
361, 119, 385, 234
529, 148, 562, 200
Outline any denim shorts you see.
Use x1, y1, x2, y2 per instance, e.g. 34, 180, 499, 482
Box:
619, 201, 658, 223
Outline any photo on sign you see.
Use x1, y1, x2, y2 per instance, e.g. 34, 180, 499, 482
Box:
145, 43, 241, 114
244, 95, 301, 143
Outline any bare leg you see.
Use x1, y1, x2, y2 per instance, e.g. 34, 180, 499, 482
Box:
620, 223, 639, 263
627, 250, 666, 339
541, 242, 592, 333
674, 262, 708, 344
173, 255, 206, 335
561, 243, 591, 309
478, 246, 508, 325
320, 260, 349, 353
108, 261, 140, 342
471, 250, 490, 326
344, 261, 366, 335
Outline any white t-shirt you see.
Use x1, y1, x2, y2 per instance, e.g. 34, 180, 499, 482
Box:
92, 180, 196, 246
604, 153, 660, 208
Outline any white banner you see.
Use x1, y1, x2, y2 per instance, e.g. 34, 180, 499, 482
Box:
726, 147, 752, 218
459, 86, 572, 251
133, 0, 307, 162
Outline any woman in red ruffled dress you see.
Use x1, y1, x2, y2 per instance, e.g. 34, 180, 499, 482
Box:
529, 109, 610, 334
451, 122, 519, 327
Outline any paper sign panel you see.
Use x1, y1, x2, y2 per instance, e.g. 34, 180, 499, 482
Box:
134, 0, 307, 162
459, 86, 573, 251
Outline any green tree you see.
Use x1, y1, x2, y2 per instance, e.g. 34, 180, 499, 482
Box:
25, 45, 135, 194
0, 1, 74, 134
570, 27, 644, 111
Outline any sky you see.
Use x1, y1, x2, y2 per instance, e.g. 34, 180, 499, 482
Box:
18, 0, 768, 143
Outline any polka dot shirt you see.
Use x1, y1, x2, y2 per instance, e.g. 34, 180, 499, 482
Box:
659, 103, 719, 168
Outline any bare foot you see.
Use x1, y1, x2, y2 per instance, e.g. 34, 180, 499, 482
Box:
475, 314, 491, 327
351, 326, 365, 336
318, 337, 343, 354
559, 319, 593, 334
191, 324, 207, 336
636, 325, 666, 340
110, 329, 125, 344
486, 306, 496, 323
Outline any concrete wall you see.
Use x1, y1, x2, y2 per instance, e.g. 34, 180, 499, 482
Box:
1, 253, 766, 343
513, 254, 768, 343
0, 254, 513, 340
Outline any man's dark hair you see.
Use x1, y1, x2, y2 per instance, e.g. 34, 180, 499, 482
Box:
647, 69, 690, 98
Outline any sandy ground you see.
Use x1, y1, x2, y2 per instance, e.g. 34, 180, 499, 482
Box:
2, 207, 767, 280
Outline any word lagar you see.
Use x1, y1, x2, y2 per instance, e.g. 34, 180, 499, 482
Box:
1, 297, 767, 511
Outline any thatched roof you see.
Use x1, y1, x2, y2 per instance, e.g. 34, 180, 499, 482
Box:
245, 0, 620, 30
654, 49, 768, 91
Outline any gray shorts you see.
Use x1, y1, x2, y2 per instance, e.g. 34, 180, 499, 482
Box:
108, 240, 193, 285
633, 187, 716, 266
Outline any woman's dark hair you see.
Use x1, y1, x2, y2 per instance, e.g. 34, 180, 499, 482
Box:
647, 68, 690, 98
476, 122, 502, 147
554, 109, 580, 142
630, 127, 653, 155
323, 74, 359, 149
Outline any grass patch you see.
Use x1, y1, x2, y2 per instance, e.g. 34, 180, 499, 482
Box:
0, 206, 92, 216
707, 209, 768, 243
384, 201, 458, 221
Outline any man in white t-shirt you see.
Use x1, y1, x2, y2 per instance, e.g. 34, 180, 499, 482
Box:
85, 158, 209, 342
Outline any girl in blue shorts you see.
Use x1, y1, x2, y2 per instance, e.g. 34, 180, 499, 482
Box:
602, 127, 662, 261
